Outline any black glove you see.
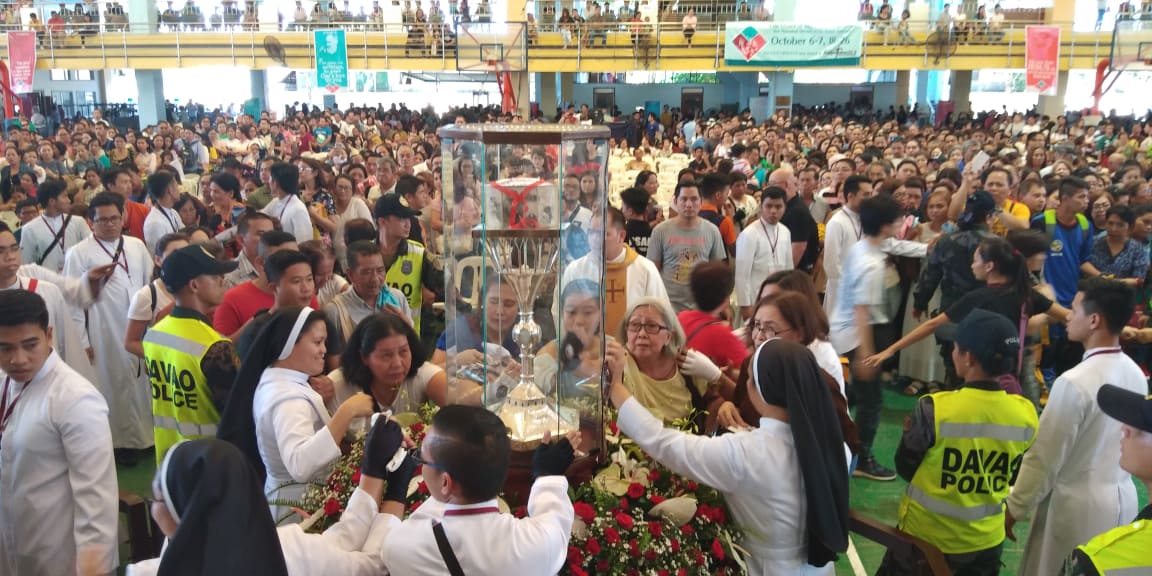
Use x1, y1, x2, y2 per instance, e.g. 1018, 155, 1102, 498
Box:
361, 417, 404, 479
532, 438, 575, 479
383, 453, 418, 503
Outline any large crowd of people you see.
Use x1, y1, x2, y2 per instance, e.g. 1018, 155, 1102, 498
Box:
0, 96, 1149, 576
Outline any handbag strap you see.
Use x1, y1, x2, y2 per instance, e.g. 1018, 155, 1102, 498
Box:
684, 319, 723, 347
432, 521, 467, 576
36, 214, 71, 266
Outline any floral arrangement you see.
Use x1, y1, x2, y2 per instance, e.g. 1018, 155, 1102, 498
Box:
564, 419, 746, 576
291, 404, 746, 576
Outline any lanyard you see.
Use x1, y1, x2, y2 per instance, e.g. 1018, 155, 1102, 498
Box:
1083, 347, 1122, 361
442, 506, 500, 517
760, 219, 779, 260
41, 215, 67, 251
97, 237, 130, 280
0, 376, 33, 442
160, 206, 179, 233
848, 210, 862, 241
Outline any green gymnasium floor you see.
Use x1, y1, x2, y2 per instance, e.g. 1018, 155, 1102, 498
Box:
114, 387, 1149, 575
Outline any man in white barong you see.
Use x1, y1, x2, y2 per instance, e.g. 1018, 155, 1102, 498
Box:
19, 178, 91, 274
65, 192, 154, 465
558, 207, 667, 333
1006, 278, 1149, 576
142, 170, 183, 254
735, 185, 792, 319
0, 223, 100, 385
260, 161, 313, 244
0, 289, 119, 576
381, 405, 578, 575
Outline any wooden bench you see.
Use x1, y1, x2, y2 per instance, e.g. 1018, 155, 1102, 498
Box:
119, 491, 164, 564
850, 510, 954, 575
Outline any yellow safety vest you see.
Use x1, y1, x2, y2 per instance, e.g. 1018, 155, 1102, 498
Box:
898, 386, 1038, 555
382, 239, 425, 334
1075, 517, 1152, 575
142, 312, 227, 465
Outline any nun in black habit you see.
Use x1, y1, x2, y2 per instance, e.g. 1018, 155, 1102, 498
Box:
606, 337, 850, 574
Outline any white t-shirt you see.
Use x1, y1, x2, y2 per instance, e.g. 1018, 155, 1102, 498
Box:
127, 278, 174, 323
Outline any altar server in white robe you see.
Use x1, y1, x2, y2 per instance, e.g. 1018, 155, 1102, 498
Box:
381, 404, 579, 575
735, 186, 793, 319
19, 178, 91, 274
607, 338, 850, 575
126, 423, 418, 576
64, 192, 154, 452
0, 290, 118, 576
0, 223, 98, 384
558, 207, 667, 332
1006, 279, 1149, 576
217, 307, 375, 525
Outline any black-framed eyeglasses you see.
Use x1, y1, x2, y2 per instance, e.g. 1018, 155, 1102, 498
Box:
626, 321, 668, 335
411, 451, 449, 474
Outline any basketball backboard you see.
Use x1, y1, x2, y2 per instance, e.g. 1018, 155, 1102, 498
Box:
1110, 17, 1152, 70
455, 22, 527, 72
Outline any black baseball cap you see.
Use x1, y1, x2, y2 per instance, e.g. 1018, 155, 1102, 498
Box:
1097, 384, 1152, 434
374, 193, 420, 220
161, 244, 239, 292
936, 309, 1020, 373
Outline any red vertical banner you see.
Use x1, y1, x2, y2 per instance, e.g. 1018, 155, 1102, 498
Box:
1025, 26, 1060, 96
6, 31, 36, 94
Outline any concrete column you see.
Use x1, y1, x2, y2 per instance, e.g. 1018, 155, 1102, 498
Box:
248, 70, 268, 116
95, 70, 108, 104
896, 70, 911, 108
767, 71, 794, 115
135, 70, 166, 128
539, 72, 558, 119
126, 0, 158, 32
1037, 70, 1069, 118
950, 70, 972, 114
509, 72, 532, 118
560, 72, 575, 107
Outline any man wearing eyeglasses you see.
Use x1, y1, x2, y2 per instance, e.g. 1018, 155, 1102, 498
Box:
65, 192, 155, 466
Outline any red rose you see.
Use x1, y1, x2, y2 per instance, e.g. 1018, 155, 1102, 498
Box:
567, 546, 584, 566
714, 507, 727, 524
350, 470, 361, 484
648, 469, 661, 482
629, 539, 640, 558
648, 521, 663, 537
658, 571, 669, 576
331, 482, 343, 494
649, 495, 666, 505
627, 482, 645, 499
569, 566, 588, 576
609, 421, 619, 435
604, 527, 621, 544
644, 550, 657, 561
410, 422, 424, 434
615, 512, 635, 530
585, 537, 601, 555
686, 481, 698, 491
619, 498, 629, 510
711, 538, 725, 561
627, 570, 639, 576
596, 560, 610, 572
677, 569, 688, 576
695, 504, 711, 520
670, 539, 681, 553
417, 481, 429, 495
681, 524, 695, 535
323, 497, 340, 516
573, 502, 596, 523
694, 550, 706, 565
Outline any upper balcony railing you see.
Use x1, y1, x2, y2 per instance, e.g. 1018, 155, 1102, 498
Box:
0, 9, 1121, 72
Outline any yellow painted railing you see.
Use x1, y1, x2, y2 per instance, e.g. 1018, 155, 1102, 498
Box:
0, 20, 1119, 72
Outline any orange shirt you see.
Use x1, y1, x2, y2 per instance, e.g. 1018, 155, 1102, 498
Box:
701, 201, 738, 247
124, 200, 149, 240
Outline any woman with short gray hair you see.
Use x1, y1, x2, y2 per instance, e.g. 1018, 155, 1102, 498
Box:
615, 296, 722, 426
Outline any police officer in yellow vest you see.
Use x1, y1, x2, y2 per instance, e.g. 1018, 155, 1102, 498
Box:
375, 193, 439, 336
142, 244, 239, 465
878, 309, 1039, 575
1061, 384, 1152, 575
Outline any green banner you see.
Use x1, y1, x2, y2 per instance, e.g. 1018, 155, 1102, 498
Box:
314, 29, 349, 90
724, 23, 863, 68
